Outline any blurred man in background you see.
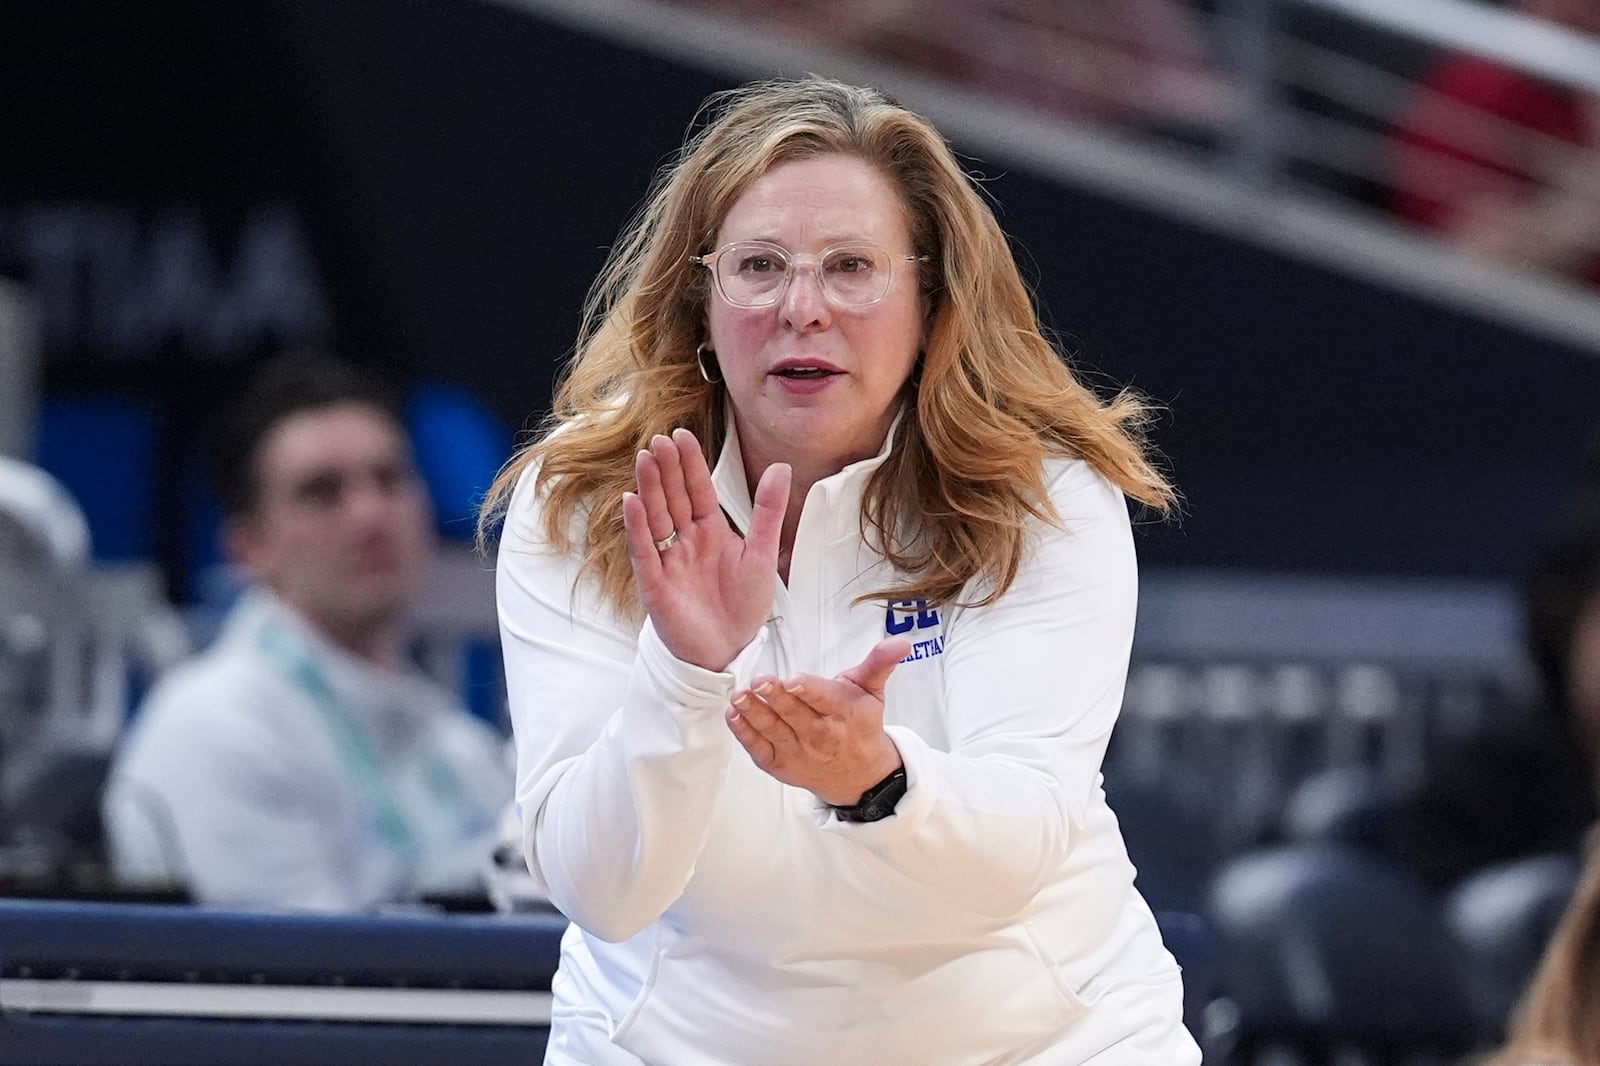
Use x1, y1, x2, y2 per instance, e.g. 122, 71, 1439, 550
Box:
101, 353, 511, 911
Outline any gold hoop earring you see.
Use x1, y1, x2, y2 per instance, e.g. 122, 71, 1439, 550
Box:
695, 343, 722, 384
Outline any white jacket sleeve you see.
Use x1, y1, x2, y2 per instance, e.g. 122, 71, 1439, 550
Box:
496, 472, 765, 942
821, 461, 1139, 916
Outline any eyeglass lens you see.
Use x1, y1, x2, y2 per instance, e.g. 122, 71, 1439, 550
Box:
715, 242, 894, 307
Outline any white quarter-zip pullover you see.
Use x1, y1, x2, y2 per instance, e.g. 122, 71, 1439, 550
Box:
497, 422, 1199, 1064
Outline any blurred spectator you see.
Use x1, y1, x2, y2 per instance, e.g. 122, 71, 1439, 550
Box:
1389, 1, 1600, 285
1490, 840, 1600, 1064
1388, 441, 1600, 890
101, 353, 512, 911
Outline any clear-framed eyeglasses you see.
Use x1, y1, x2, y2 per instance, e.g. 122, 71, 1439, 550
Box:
691, 240, 929, 309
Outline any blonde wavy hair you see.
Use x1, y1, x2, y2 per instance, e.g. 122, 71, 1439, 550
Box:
479, 77, 1175, 620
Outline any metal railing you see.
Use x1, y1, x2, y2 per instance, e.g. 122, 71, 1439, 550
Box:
493, 0, 1600, 352
1302, 0, 1600, 93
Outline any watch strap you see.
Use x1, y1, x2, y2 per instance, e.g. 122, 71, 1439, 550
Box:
829, 766, 907, 824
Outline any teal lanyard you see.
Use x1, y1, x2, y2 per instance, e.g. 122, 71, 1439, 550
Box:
257, 620, 437, 863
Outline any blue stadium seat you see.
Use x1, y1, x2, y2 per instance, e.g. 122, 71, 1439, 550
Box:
1280, 764, 1401, 852
1208, 843, 1474, 1060
34, 398, 158, 562
1445, 852, 1582, 1040
405, 382, 511, 542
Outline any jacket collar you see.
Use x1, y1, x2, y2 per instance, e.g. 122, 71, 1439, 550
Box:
226, 587, 438, 731
709, 402, 905, 539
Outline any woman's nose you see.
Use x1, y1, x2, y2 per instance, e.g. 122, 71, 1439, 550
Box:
779, 266, 832, 330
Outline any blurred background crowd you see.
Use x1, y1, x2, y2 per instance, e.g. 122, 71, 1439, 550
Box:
5, 0, 1600, 1062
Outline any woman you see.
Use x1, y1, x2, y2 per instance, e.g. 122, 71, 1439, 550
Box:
482, 77, 1196, 1064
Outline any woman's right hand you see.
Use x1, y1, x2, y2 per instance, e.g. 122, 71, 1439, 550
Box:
622, 428, 790, 672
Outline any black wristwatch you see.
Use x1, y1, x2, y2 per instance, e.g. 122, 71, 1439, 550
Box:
829, 766, 908, 823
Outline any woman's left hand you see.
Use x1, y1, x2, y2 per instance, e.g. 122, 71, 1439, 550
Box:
727, 636, 912, 806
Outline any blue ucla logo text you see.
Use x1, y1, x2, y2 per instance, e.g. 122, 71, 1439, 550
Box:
886, 600, 944, 662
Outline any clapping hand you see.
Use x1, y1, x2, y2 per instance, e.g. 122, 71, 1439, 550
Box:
726, 637, 910, 806
622, 428, 790, 673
